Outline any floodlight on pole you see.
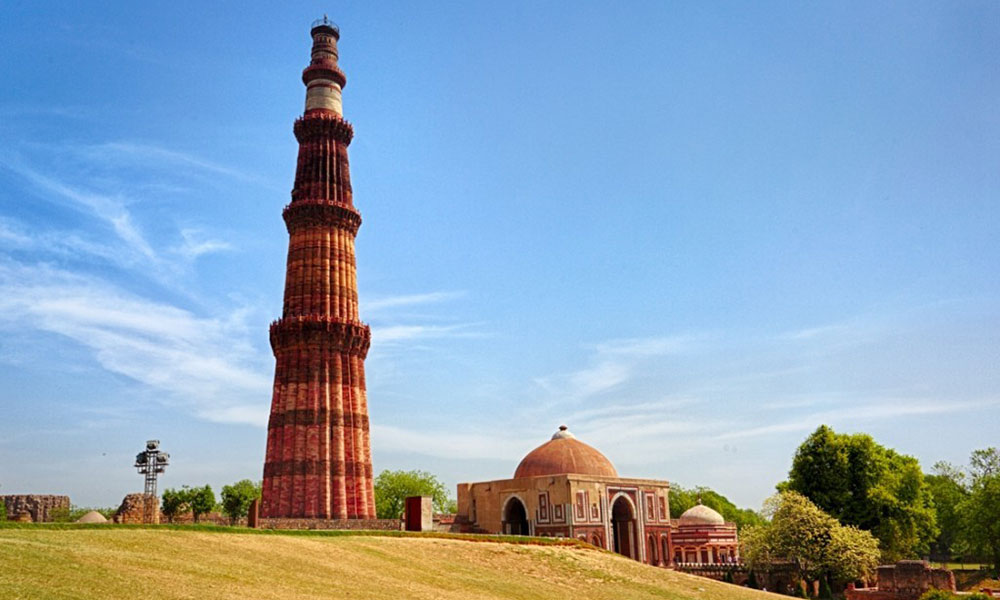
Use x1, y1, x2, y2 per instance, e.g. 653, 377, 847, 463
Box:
134, 440, 169, 496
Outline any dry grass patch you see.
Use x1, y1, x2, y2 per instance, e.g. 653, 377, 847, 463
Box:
0, 527, 783, 600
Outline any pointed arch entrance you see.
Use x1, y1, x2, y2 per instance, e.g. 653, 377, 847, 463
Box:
502, 496, 529, 536
610, 495, 637, 559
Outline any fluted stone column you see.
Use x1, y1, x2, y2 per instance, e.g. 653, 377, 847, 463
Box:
261, 19, 376, 520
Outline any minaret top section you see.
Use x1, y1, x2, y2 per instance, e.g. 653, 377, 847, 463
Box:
303, 16, 346, 116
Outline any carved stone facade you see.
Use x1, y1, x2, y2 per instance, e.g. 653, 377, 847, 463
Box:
261, 19, 376, 520
457, 427, 734, 568
846, 561, 956, 600
671, 503, 740, 565
1, 495, 69, 523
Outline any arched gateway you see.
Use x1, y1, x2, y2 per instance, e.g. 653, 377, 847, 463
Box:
503, 496, 529, 535
611, 496, 637, 559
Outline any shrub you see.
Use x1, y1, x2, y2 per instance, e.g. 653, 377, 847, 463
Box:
49, 506, 72, 523
918, 590, 990, 600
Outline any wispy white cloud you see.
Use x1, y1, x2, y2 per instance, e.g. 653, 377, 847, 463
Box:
591, 334, 710, 357
714, 397, 1000, 442
372, 424, 534, 462
0, 261, 270, 426
81, 142, 271, 187
173, 228, 232, 260
2, 157, 157, 263
372, 323, 483, 343
363, 291, 466, 313
534, 334, 704, 402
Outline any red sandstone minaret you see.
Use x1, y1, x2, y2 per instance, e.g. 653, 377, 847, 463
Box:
261, 17, 376, 520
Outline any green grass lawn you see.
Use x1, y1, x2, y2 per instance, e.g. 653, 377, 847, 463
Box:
0, 524, 781, 600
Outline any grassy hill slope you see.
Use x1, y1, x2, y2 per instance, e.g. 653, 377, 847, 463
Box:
0, 526, 778, 600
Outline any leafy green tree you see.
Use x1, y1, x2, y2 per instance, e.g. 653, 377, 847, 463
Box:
960, 470, 1000, 576
221, 480, 261, 525
187, 485, 216, 523
161, 487, 190, 523
741, 492, 880, 592
373, 469, 453, 519
783, 425, 937, 560
825, 524, 882, 582
668, 484, 764, 530
926, 462, 971, 559
969, 448, 1000, 481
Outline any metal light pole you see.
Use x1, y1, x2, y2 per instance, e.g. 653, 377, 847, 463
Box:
134, 440, 169, 496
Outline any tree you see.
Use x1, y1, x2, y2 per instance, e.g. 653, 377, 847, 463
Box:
960, 470, 1000, 577
825, 524, 882, 582
161, 488, 191, 523
373, 470, 453, 519
926, 462, 970, 560
0, 499, 5, 521
187, 485, 216, 523
969, 448, 1000, 482
221, 480, 261, 525
741, 492, 880, 592
783, 425, 938, 560
669, 484, 764, 530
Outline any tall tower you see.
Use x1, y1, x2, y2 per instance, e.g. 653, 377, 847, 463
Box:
261, 17, 376, 520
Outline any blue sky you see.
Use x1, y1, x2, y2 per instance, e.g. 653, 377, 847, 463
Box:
0, 1, 997, 510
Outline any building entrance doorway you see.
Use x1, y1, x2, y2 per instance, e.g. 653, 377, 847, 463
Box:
503, 497, 529, 535
611, 496, 636, 559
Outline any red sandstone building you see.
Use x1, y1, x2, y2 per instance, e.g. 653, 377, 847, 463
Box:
261, 18, 376, 520
456, 426, 739, 566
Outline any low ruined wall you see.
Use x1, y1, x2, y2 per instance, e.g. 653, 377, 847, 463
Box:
846, 560, 956, 600
1, 495, 70, 523
256, 518, 402, 531
113, 493, 160, 524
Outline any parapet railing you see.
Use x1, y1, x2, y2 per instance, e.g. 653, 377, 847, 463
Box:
311, 16, 339, 34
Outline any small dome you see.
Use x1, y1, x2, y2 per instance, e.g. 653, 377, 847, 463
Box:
678, 502, 725, 526
514, 426, 618, 479
76, 510, 108, 524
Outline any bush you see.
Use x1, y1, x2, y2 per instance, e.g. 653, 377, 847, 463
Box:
49, 506, 72, 523
0, 500, 6, 521
747, 570, 759, 589
918, 590, 990, 600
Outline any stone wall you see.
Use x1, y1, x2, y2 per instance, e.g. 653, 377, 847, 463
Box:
113, 493, 160, 524
846, 561, 955, 600
1, 495, 70, 523
256, 517, 401, 530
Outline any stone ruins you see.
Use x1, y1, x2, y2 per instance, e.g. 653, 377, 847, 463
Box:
1, 494, 70, 523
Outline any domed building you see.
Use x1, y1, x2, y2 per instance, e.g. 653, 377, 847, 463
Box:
672, 501, 740, 564
456, 426, 677, 566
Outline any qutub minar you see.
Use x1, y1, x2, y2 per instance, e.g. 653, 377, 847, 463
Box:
261, 17, 376, 520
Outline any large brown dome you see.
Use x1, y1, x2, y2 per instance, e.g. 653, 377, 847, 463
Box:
514, 426, 618, 478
